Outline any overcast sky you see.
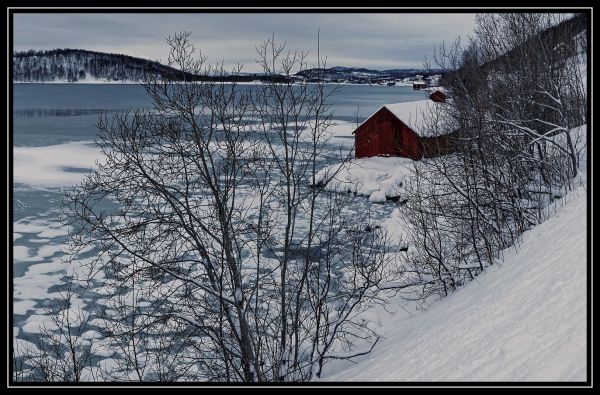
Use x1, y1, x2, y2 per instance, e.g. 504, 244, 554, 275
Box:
14, 13, 476, 71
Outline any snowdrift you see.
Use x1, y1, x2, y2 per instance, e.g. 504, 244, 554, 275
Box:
324, 186, 587, 381
315, 157, 416, 203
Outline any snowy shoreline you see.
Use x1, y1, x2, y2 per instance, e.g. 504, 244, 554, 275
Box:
316, 157, 418, 203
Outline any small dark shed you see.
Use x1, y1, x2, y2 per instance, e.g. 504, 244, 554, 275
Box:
353, 99, 455, 160
412, 81, 427, 90
429, 90, 447, 103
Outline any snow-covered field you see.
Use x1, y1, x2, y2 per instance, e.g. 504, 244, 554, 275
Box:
323, 186, 587, 381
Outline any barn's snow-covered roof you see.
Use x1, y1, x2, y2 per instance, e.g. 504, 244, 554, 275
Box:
356, 99, 451, 138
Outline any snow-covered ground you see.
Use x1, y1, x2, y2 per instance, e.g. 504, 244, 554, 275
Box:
316, 157, 417, 202
323, 185, 587, 381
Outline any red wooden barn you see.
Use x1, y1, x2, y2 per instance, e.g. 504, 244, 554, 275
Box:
353, 97, 454, 160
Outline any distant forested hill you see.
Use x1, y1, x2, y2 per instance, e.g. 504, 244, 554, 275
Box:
12, 49, 197, 82
13, 48, 441, 84
12, 49, 294, 83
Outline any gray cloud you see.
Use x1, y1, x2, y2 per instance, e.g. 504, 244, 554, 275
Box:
13, 13, 476, 71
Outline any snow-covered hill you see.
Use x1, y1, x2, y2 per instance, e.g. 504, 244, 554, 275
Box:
13, 49, 444, 84
323, 186, 587, 381
12, 49, 184, 83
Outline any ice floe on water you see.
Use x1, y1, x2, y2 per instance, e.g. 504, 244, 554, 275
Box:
14, 271, 66, 300
13, 245, 45, 263
29, 238, 52, 244
22, 314, 60, 334
13, 219, 71, 300
13, 299, 38, 316
81, 330, 102, 340
14, 219, 69, 238
11, 115, 412, 379
14, 141, 101, 189
13, 338, 42, 356
34, 245, 64, 260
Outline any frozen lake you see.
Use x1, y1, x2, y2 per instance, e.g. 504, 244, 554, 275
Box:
12, 82, 424, 350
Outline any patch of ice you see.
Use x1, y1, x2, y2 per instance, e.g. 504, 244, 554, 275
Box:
36, 245, 64, 259
38, 227, 69, 238
21, 259, 66, 275
14, 141, 101, 188
13, 245, 44, 263
13, 299, 38, 315
14, 272, 65, 300
22, 315, 59, 333
29, 238, 52, 243
13, 220, 68, 238
81, 330, 102, 340
91, 343, 115, 357
13, 338, 42, 357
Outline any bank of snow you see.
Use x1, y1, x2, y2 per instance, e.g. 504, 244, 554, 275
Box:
316, 157, 416, 202
324, 186, 587, 381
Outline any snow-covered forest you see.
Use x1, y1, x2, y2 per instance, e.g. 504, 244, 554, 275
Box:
11, 12, 589, 384
12, 49, 186, 83
12, 49, 440, 85
12, 49, 287, 83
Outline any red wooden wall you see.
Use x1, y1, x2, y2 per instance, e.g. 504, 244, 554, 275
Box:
354, 107, 424, 160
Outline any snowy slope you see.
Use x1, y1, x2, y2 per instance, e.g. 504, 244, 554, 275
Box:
324, 186, 587, 381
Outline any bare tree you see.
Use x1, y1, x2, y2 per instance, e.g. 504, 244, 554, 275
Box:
57, 32, 402, 382
400, 13, 587, 301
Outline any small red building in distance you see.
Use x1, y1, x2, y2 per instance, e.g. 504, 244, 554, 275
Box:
429, 90, 447, 103
353, 93, 454, 160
